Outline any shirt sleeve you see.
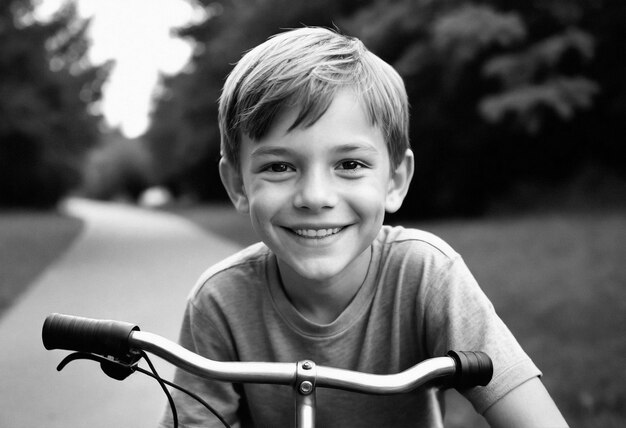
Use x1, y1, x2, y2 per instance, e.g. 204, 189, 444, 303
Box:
420, 255, 542, 414
157, 298, 249, 428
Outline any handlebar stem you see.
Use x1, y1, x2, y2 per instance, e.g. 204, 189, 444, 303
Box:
295, 360, 317, 428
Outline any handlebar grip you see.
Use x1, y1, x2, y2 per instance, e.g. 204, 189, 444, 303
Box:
447, 350, 493, 389
42, 313, 139, 359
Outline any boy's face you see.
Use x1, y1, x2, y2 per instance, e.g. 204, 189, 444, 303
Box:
222, 90, 412, 284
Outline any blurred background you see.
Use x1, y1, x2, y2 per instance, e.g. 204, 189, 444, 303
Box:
1, 0, 625, 427
1, 0, 624, 214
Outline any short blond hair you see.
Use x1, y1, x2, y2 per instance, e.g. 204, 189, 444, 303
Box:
219, 27, 409, 168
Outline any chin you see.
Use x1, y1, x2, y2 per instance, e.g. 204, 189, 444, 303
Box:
289, 259, 346, 282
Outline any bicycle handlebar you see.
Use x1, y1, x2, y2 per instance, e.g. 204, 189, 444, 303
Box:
42, 313, 493, 393
43, 313, 140, 361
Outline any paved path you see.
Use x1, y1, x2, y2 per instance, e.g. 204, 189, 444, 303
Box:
0, 199, 241, 428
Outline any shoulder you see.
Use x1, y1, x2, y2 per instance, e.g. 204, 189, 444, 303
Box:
188, 241, 271, 302
376, 225, 460, 264
373, 225, 487, 310
371, 225, 468, 301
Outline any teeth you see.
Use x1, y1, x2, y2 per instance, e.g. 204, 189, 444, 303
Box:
294, 227, 342, 238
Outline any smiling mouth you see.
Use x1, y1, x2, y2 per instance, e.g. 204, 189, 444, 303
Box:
292, 227, 344, 239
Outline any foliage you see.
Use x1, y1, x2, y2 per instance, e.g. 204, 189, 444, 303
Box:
0, 0, 109, 208
145, 0, 625, 217
479, 27, 598, 132
346, 0, 624, 217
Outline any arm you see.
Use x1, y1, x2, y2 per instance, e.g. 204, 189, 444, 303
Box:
484, 377, 568, 428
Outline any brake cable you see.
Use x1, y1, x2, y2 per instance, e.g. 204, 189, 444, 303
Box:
55, 351, 231, 428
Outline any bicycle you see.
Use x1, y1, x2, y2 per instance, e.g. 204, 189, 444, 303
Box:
42, 313, 493, 428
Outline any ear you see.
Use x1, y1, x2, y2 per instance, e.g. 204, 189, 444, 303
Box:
385, 149, 414, 213
219, 158, 249, 213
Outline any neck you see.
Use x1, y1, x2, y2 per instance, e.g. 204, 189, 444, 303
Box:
277, 248, 372, 324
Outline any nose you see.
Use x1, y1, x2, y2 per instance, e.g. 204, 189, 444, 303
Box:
293, 168, 337, 211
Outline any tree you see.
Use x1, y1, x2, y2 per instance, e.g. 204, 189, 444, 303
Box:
0, 0, 110, 208
345, 0, 624, 217
146, 0, 624, 217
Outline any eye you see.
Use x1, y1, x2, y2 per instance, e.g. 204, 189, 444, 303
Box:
337, 160, 365, 170
263, 163, 294, 173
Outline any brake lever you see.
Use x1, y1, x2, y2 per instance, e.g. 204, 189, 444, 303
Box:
56, 351, 140, 381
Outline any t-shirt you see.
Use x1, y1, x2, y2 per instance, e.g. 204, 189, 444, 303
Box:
158, 225, 540, 427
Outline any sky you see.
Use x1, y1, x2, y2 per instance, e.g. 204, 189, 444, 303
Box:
35, 0, 204, 138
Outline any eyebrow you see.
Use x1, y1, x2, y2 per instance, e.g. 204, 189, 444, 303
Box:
249, 146, 291, 158
333, 142, 380, 155
250, 142, 380, 158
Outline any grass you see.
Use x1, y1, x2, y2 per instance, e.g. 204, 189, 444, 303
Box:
419, 212, 626, 427
2, 202, 624, 426
0, 209, 83, 317
170, 204, 626, 428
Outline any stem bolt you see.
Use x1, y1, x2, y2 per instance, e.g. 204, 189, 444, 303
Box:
299, 381, 313, 394
302, 361, 313, 370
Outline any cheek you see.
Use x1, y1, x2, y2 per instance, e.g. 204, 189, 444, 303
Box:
247, 184, 287, 220
345, 182, 388, 220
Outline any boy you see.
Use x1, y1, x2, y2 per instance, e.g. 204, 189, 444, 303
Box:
159, 27, 567, 427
